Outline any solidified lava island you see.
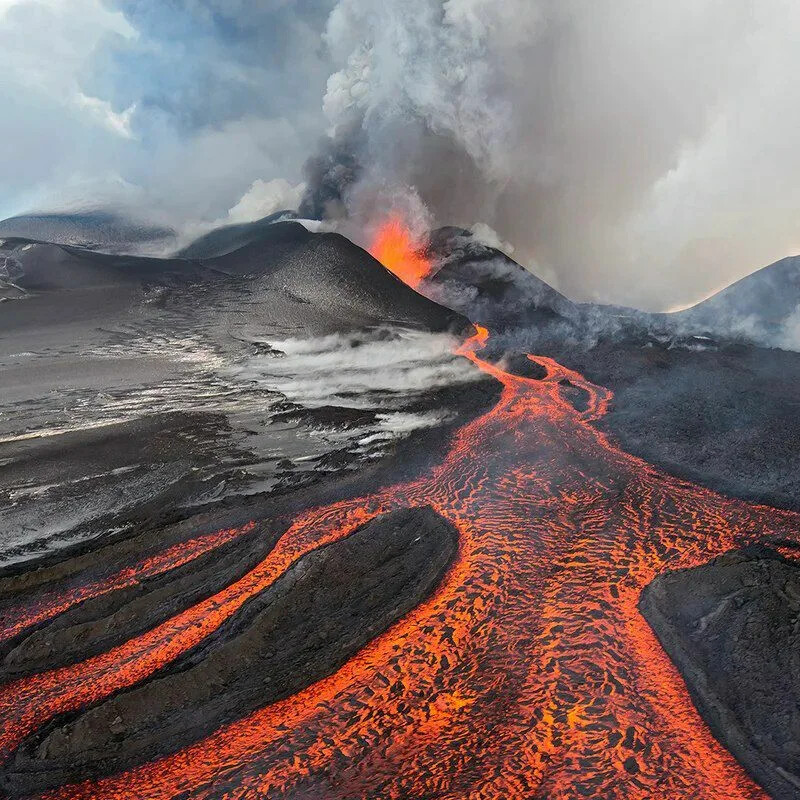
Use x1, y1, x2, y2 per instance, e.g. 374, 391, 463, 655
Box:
2, 213, 800, 800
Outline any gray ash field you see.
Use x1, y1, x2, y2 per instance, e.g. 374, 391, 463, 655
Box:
0, 220, 484, 568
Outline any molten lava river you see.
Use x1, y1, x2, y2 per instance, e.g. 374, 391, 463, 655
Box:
1, 311, 796, 797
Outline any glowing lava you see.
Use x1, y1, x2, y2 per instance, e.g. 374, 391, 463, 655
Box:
368, 215, 432, 288
0, 523, 256, 647
1, 325, 795, 799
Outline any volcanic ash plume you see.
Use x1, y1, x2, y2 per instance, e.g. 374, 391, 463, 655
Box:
302, 0, 800, 311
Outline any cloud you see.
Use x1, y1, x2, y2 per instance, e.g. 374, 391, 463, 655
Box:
231, 328, 482, 408
0, 0, 334, 224
469, 223, 514, 256
0, 0, 137, 216
4, 0, 800, 312
226, 178, 306, 224
73, 93, 136, 139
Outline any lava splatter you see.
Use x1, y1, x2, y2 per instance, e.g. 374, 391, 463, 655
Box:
368, 216, 432, 288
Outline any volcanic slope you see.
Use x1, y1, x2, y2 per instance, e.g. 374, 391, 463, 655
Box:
422, 233, 800, 511
1, 221, 466, 335
673, 254, 800, 338
1, 220, 483, 568
201, 223, 467, 333
424, 226, 578, 332
0, 211, 176, 254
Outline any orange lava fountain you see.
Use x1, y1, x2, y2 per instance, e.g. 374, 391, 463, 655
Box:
1, 250, 796, 798
368, 215, 432, 288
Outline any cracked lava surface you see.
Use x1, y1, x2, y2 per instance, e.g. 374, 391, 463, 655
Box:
2, 324, 795, 799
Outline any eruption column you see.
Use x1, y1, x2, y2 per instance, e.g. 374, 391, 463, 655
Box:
368, 216, 432, 288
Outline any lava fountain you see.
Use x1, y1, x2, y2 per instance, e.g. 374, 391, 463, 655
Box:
0, 223, 794, 798
368, 215, 432, 288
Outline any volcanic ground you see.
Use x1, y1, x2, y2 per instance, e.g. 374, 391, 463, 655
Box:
2, 213, 800, 799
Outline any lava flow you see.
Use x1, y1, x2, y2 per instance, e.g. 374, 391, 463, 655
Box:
1, 260, 797, 798
0, 522, 256, 646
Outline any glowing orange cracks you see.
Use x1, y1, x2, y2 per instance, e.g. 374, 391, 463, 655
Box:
369, 215, 432, 288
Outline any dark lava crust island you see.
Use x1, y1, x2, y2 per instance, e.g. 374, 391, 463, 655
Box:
640, 547, 800, 800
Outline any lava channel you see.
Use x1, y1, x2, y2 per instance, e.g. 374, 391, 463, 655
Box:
1, 330, 796, 798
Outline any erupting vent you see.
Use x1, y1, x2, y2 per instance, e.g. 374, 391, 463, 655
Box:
369, 215, 432, 288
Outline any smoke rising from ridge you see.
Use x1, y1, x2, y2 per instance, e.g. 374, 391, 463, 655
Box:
305, 0, 800, 310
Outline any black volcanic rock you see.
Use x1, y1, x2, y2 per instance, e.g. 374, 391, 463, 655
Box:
0, 239, 210, 293
556, 341, 800, 512
271, 404, 378, 430
640, 547, 800, 800
175, 211, 300, 259
0, 516, 272, 680
424, 226, 577, 331
3, 507, 458, 796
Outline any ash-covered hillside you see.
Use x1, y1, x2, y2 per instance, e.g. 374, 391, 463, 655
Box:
0, 214, 490, 570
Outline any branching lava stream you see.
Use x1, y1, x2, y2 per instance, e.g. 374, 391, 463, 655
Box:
2, 317, 796, 797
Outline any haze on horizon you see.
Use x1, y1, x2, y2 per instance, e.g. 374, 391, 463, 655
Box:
1, 0, 799, 311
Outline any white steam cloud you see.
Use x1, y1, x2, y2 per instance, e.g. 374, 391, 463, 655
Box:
4, 1, 800, 312
316, 0, 800, 310
231, 329, 482, 408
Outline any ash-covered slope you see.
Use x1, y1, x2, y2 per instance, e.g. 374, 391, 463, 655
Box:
423, 227, 577, 331
249, 229, 466, 333
175, 211, 299, 259
672, 255, 800, 345
0, 240, 210, 294
0, 211, 176, 254
1, 221, 466, 335
181, 221, 467, 333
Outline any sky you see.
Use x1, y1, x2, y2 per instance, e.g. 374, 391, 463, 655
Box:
0, 0, 333, 223
1, 0, 800, 310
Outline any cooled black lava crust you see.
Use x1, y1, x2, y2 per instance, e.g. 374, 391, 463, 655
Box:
640, 546, 800, 800
3, 507, 458, 796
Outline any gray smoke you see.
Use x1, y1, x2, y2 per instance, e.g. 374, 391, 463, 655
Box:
303, 0, 800, 311
4, 1, 800, 312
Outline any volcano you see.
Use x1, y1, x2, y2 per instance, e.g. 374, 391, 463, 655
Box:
1, 220, 465, 335
2, 212, 800, 799
424, 226, 578, 331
